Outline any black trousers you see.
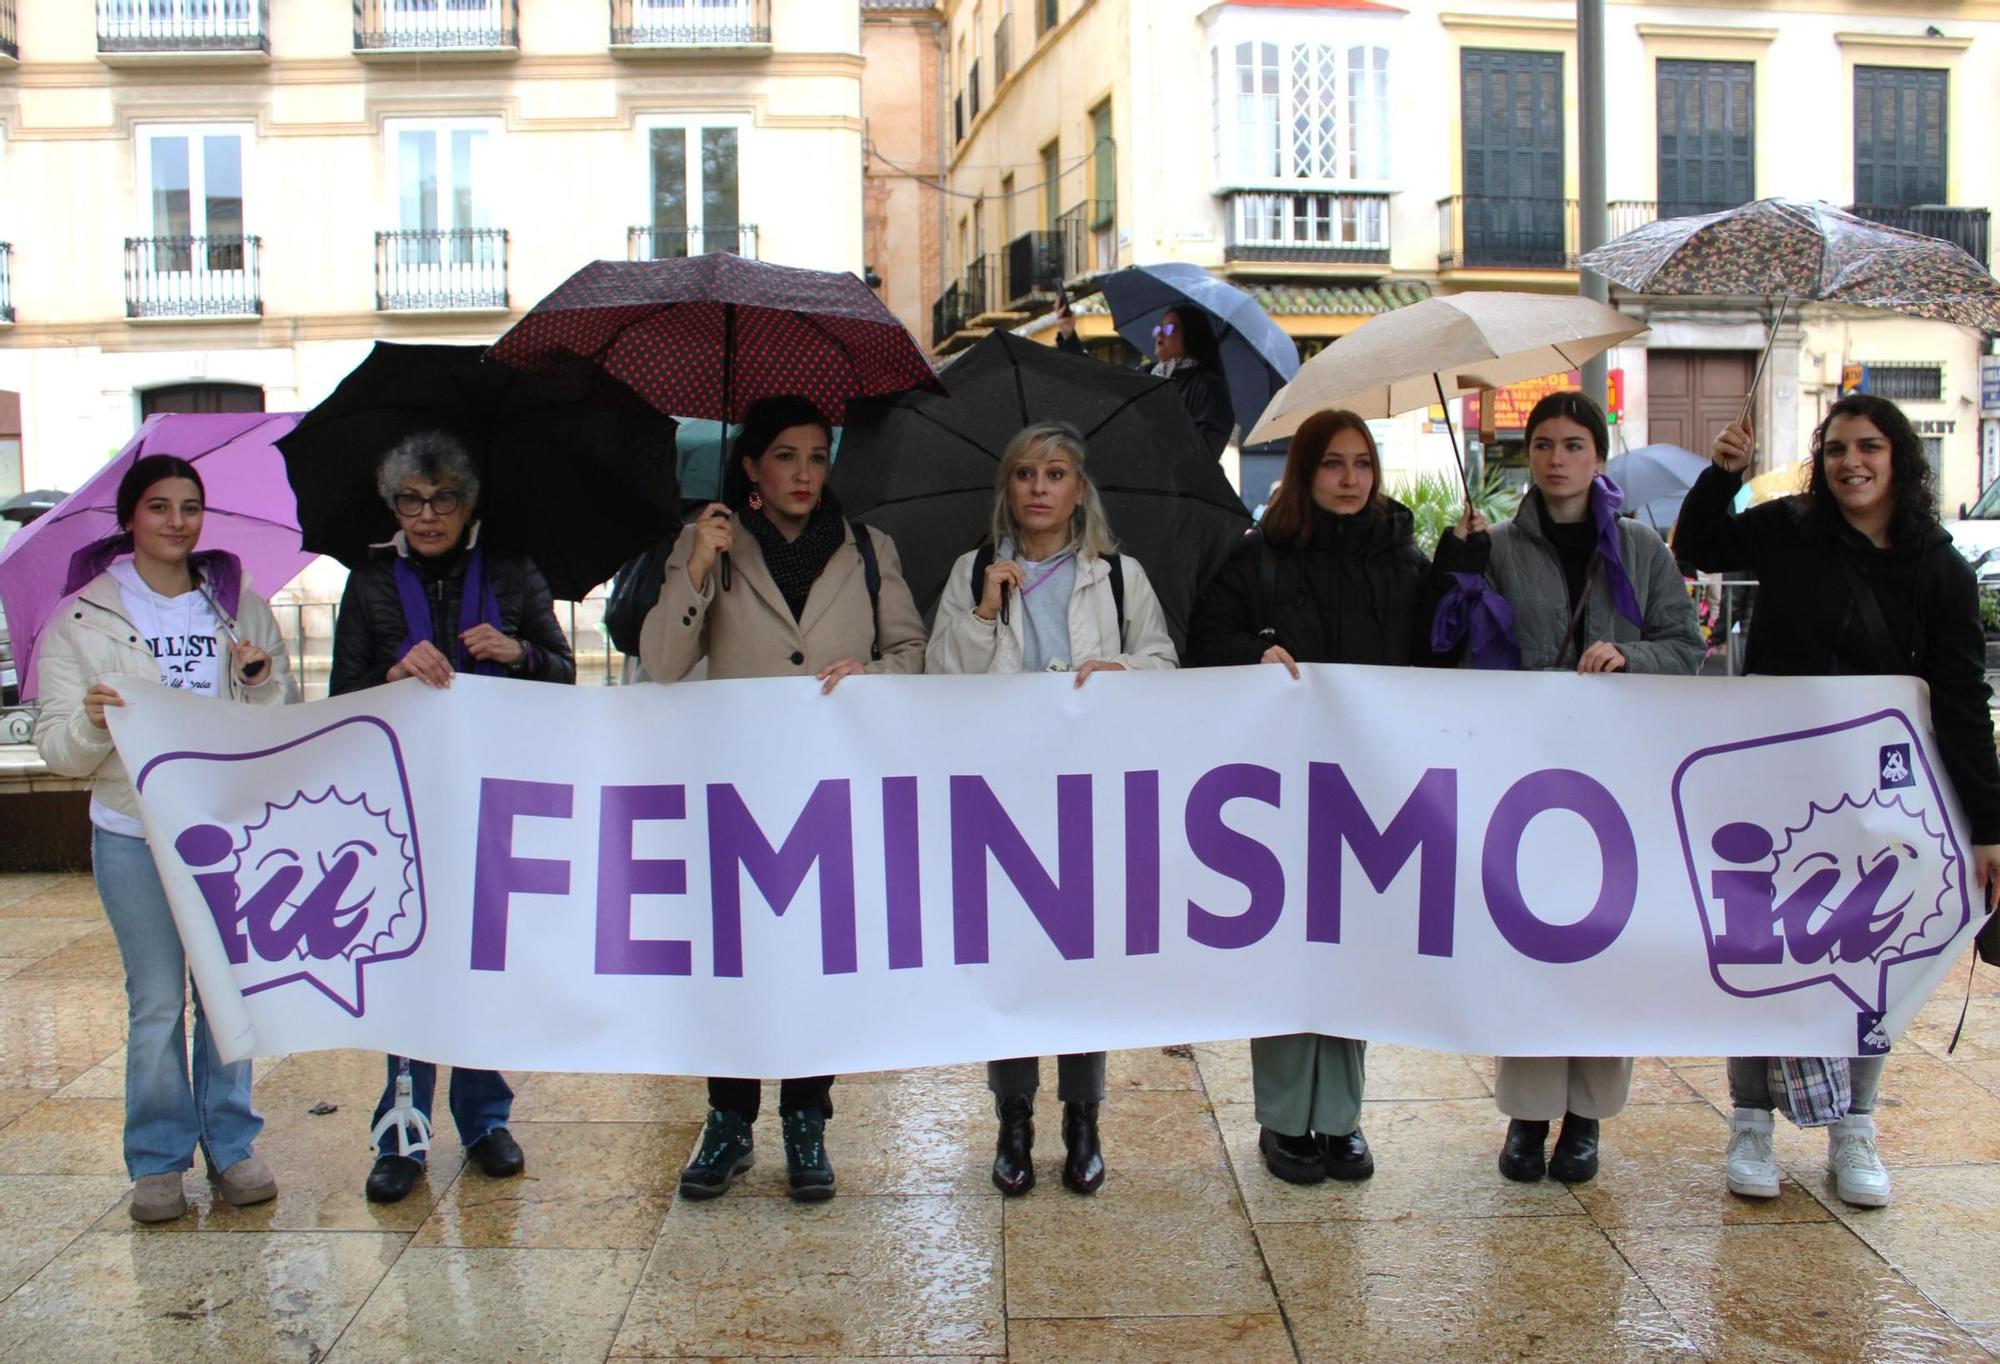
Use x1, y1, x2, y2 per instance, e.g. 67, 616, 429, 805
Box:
708, 1075, 834, 1121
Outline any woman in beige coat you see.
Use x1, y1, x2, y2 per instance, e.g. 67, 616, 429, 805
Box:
34, 453, 292, 1224
640, 394, 925, 1204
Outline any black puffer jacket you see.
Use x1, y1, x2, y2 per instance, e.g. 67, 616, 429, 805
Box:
331, 536, 576, 695
1674, 463, 2000, 841
1186, 499, 1450, 668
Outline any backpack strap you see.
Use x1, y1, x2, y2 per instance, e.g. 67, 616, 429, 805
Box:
1104, 553, 1125, 646
849, 520, 882, 661
970, 542, 996, 609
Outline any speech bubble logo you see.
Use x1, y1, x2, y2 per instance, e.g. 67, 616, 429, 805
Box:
1672, 709, 1969, 1042
136, 715, 426, 1017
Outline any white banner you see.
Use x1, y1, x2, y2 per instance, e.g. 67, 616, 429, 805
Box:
107, 667, 1982, 1073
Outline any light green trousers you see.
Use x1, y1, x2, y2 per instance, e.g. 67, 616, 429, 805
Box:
1251, 1033, 1367, 1137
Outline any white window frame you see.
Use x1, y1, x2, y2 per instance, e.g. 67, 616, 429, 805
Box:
384, 116, 502, 236
134, 122, 254, 291
636, 114, 752, 257
1204, 10, 1398, 195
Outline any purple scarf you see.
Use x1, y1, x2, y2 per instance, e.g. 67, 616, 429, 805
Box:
66, 537, 244, 619
1588, 473, 1645, 630
1431, 572, 1522, 670
394, 543, 506, 677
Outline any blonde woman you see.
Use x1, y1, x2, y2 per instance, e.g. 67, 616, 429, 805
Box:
928, 420, 1177, 1195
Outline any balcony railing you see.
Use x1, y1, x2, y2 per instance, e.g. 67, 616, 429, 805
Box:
0, 244, 13, 324
627, 224, 760, 261
993, 18, 1011, 85
98, 0, 268, 56
962, 255, 1006, 320
931, 282, 965, 347
375, 229, 508, 311
1055, 200, 1115, 280
1005, 230, 1064, 306
124, 235, 262, 319
354, 0, 517, 53
1437, 194, 1577, 269
0, 2, 18, 62
1848, 204, 1991, 268
1607, 199, 1747, 238
1224, 190, 1390, 266
609, 0, 769, 49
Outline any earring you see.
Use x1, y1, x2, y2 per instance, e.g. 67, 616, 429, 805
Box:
747, 486, 764, 511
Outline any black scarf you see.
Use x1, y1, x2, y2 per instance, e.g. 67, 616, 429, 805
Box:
743, 495, 847, 621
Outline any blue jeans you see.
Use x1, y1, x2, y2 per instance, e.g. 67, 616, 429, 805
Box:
92, 827, 262, 1179
370, 1056, 514, 1165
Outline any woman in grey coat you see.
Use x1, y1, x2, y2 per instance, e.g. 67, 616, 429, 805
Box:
1433, 390, 1702, 1185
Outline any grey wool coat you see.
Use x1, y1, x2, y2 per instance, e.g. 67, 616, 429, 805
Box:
1436, 492, 1703, 675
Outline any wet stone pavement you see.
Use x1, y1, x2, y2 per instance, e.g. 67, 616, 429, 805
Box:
4, 872, 2000, 1361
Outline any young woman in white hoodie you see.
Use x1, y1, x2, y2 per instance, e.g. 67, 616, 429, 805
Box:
33, 453, 292, 1223
927, 420, 1177, 1197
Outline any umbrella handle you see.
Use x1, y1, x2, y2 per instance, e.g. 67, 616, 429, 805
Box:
999, 582, 1011, 627
719, 551, 733, 592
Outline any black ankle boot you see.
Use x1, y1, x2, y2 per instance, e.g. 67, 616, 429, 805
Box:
1259, 1127, 1326, 1185
1498, 1119, 1550, 1182
992, 1095, 1036, 1196
1548, 1114, 1601, 1183
1318, 1128, 1375, 1181
679, 1108, 754, 1200
1061, 1101, 1104, 1194
781, 1108, 836, 1202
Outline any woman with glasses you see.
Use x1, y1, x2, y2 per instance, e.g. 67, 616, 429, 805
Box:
329, 430, 574, 1206
1057, 304, 1235, 457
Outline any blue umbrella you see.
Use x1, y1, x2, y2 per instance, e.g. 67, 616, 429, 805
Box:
1094, 263, 1300, 439
1605, 443, 1710, 533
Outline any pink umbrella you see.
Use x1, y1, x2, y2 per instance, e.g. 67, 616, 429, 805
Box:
0, 411, 311, 702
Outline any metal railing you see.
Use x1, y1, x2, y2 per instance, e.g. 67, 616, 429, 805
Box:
354, 0, 517, 52
931, 282, 964, 347
1437, 194, 1577, 269
627, 224, 760, 260
609, 0, 769, 47
1005, 230, 1063, 305
375, 228, 508, 311
1606, 199, 1745, 237
993, 17, 1011, 85
1224, 190, 1390, 265
98, 0, 268, 54
124, 235, 262, 318
0, 243, 12, 324
962, 254, 1004, 319
1848, 204, 1991, 268
1056, 200, 1114, 280
0, 2, 17, 60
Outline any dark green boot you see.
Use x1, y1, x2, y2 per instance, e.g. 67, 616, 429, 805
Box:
781, 1108, 836, 1202
679, 1108, 754, 1200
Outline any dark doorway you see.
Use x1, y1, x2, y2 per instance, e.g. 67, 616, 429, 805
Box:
141, 382, 265, 417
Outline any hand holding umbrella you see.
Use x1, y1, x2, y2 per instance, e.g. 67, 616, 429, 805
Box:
683, 502, 736, 593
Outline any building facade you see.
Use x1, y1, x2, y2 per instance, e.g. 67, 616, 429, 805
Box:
0, 0, 866, 497
925, 0, 1999, 506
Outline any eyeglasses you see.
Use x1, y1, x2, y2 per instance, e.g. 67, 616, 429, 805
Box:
392, 489, 466, 518
1151, 322, 1179, 339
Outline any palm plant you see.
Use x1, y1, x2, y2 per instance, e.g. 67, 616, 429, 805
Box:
1387, 469, 1522, 555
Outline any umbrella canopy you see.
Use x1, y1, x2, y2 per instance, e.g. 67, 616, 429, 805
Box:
1605, 443, 1710, 532
1581, 198, 2000, 330
486, 253, 945, 425
830, 331, 1251, 650
1094, 263, 1301, 437
1, 489, 66, 524
1246, 292, 1645, 446
278, 342, 681, 601
0, 412, 310, 702
1744, 461, 1810, 506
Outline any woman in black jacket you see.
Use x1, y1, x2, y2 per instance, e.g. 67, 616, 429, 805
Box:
1675, 392, 2000, 1211
1057, 303, 1235, 457
1186, 407, 1448, 1186
330, 430, 575, 1206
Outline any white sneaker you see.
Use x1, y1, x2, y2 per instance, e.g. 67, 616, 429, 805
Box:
1724, 1107, 1780, 1199
1827, 1114, 1891, 1208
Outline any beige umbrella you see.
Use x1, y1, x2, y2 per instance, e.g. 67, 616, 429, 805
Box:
1244, 291, 1646, 490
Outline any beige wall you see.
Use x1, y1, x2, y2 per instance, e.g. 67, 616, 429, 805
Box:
862, 7, 945, 346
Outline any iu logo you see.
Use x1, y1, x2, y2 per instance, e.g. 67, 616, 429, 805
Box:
134, 716, 426, 1017
1673, 711, 1970, 1056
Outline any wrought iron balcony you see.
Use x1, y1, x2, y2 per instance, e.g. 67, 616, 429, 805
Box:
1606, 200, 1748, 238
1055, 200, 1115, 280
0, 3, 18, 63
1224, 190, 1391, 267
962, 255, 1006, 321
375, 229, 509, 312
354, 0, 517, 54
1847, 204, 1990, 268
1005, 230, 1064, 306
609, 0, 769, 50
1437, 194, 1578, 270
125, 235, 262, 319
627, 224, 760, 261
98, 0, 268, 57
0, 244, 13, 324
931, 283, 965, 348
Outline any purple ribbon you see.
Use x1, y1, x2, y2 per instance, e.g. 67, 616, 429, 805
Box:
1590, 473, 1645, 630
393, 544, 507, 677
1431, 571, 1522, 671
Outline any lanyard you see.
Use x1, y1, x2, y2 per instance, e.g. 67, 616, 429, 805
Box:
1018, 550, 1075, 601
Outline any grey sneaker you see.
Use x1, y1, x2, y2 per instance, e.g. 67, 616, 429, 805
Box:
209, 1155, 278, 1207
130, 1172, 187, 1223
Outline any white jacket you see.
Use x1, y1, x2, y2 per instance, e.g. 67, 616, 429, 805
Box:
32, 569, 292, 821
926, 548, 1178, 675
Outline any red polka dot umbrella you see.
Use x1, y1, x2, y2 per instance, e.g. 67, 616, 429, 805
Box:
487, 254, 946, 425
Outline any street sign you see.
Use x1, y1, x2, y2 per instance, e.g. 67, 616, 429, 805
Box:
1980, 357, 2000, 416
1461, 368, 1624, 432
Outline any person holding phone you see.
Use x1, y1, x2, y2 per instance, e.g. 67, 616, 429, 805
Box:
1675, 394, 2000, 1208
33, 454, 292, 1223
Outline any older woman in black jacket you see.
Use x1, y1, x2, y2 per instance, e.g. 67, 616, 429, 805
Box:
1186, 407, 1449, 1186
331, 430, 574, 1205
1675, 393, 2000, 1211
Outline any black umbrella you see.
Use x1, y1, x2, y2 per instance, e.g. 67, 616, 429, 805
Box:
1, 490, 66, 525
279, 342, 681, 600
830, 331, 1251, 650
